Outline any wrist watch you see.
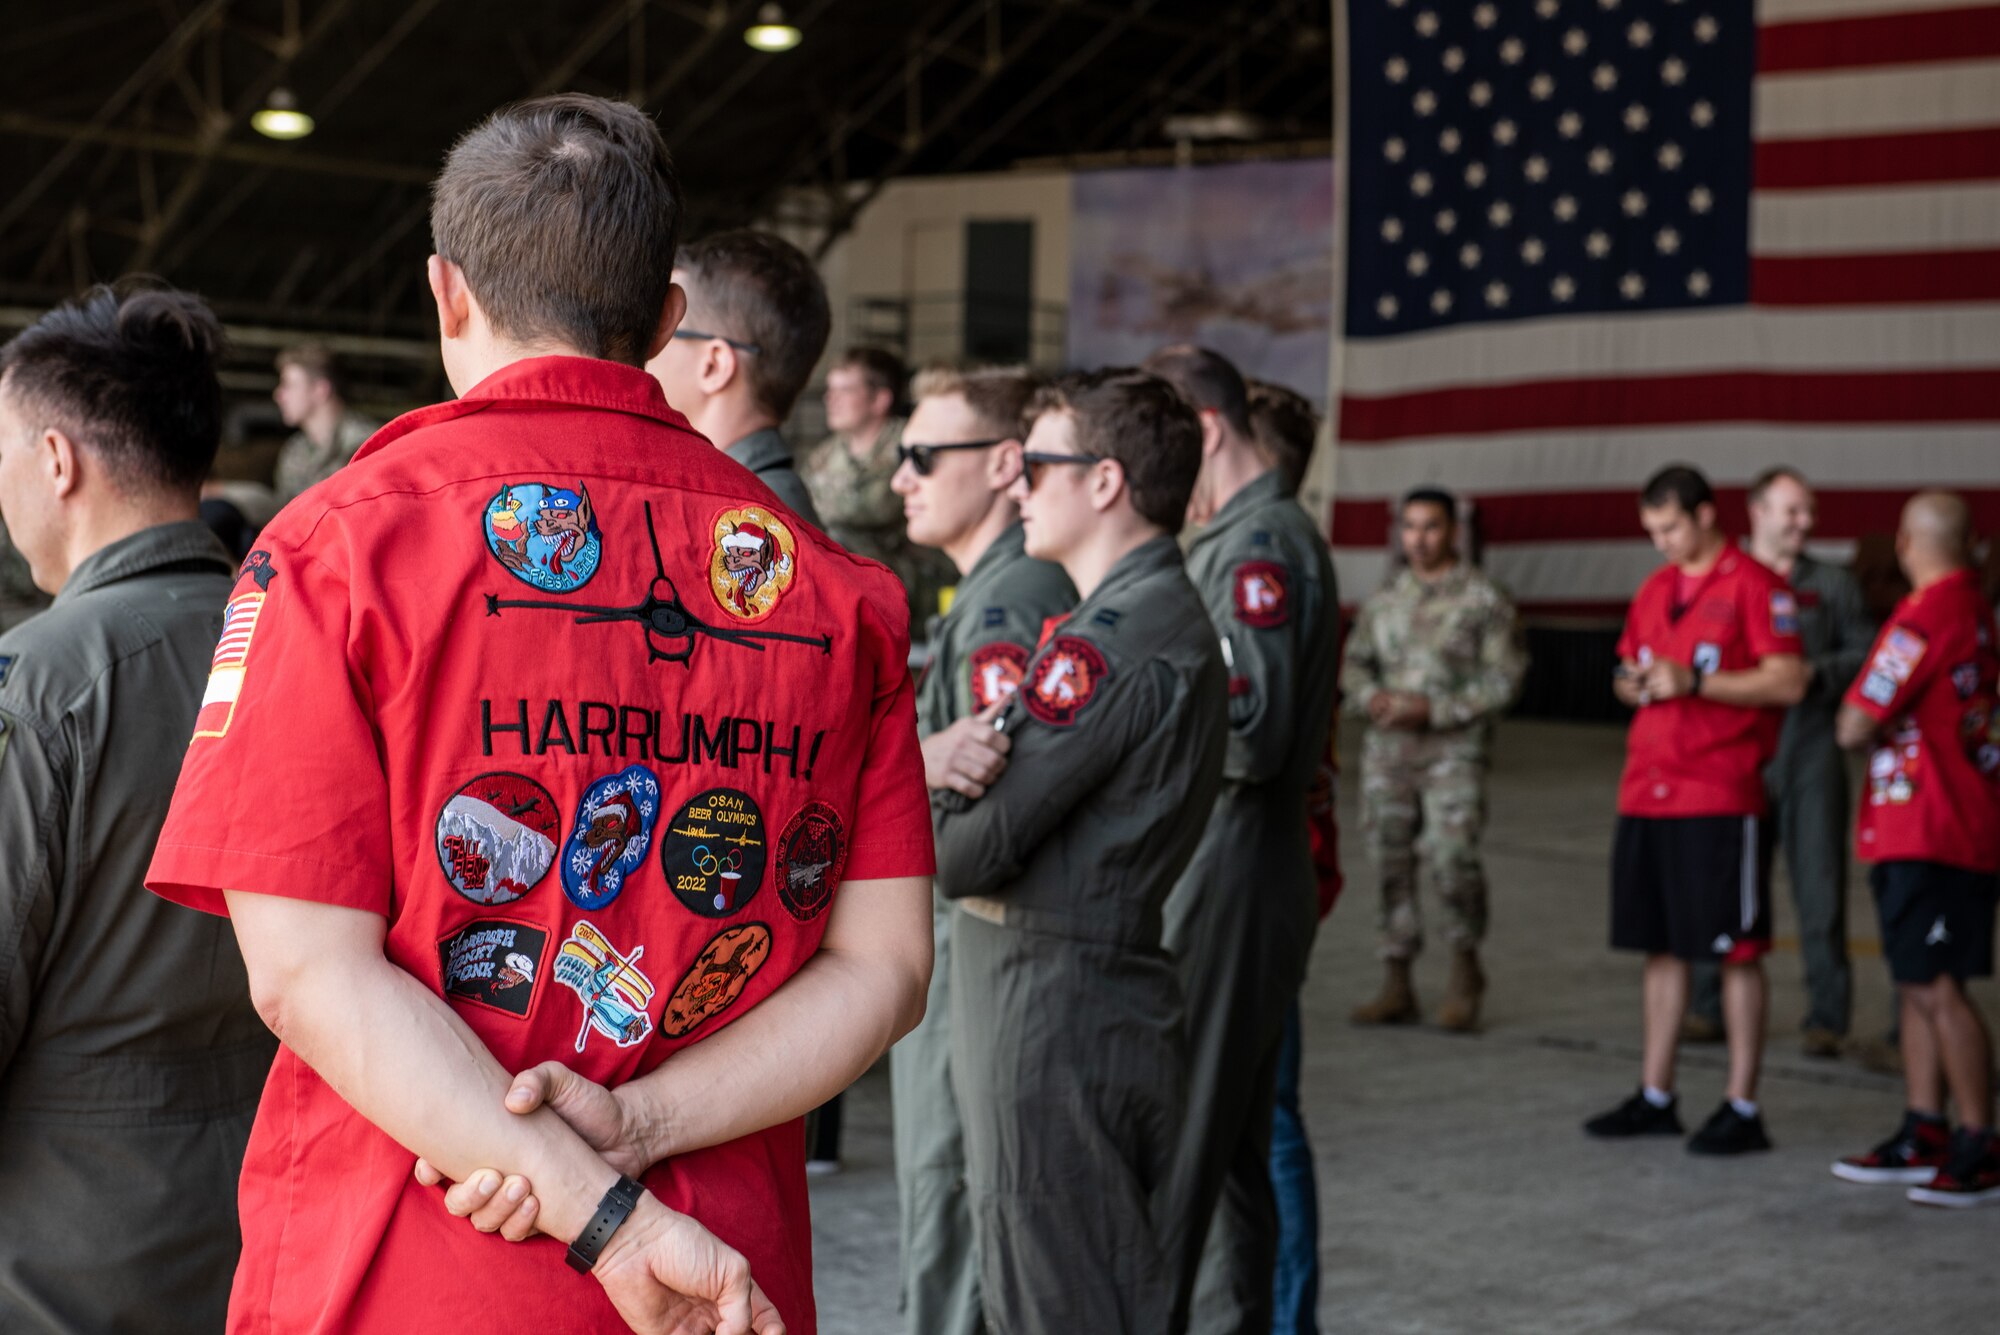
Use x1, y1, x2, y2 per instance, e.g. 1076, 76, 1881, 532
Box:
567, 1175, 645, 1274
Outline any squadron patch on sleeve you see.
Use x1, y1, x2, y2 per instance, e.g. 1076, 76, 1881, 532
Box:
239, 550, 277, 591
662, 923, 773, 1038
0, 654, 13, 688
776, 801, 847, 923
1021, 635, 1111, 727
192, 590, 266, 740
561, 766, 662, 910
660, 788, 768, 917
435, 772, 560, 905
967, 641, 1031, 711
1770, 589, 1799, 637
554, 920, 655, 1052
439, 919, 549, 1019
1233, 561, 1290, 629
484, 482, 603, 593
709, 507, 798, 623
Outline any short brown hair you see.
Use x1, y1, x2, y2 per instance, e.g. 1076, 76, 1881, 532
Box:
431, 93, 681, 366
910, 364, 1043, 441
837, 346, 908, 403
274, 341, 344, 397
1032, 368, 1201, 534
1747, 465, 1807, 506
1245, 379, 1318, 494
1142, 344, 1252, 438
676, 230, 830, 421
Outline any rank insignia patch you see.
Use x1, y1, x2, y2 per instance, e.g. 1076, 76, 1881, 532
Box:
967, 642, 1030, 711
439, 919, 549, 1019
561, 766, 662, 910
554, 920, 655, 1052
192, 591, 265, 740
661, 788, 768, 917
776, 801, 846, 923
435, 772, 560, 905
662, 923, 772, 1038
0, 654, 12, 687
709, 507, 797, 622
1022, 635, 1110, 727
1233, 561, 1290, 629
484, 482, 603, 593
1770, 590, 1799, 637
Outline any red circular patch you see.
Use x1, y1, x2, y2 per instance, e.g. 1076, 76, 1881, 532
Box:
967, 641, 1031, 712
1021, 635, 1111, 727
1233, 561, 1290, 629
776, 800, 847, 923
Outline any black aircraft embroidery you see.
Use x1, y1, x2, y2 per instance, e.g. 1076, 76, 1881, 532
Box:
242, 550, 277, 591
485, 502, 833, 665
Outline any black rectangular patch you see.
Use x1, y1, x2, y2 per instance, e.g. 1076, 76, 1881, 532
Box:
982, 607, 1006, 627
1091, 609, 1122, 629
439, 918, 549, 1019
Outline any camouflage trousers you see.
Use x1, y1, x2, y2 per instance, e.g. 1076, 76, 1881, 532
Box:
1360, 727, 1490, 960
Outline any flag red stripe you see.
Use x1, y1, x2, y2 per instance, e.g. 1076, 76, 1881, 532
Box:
1755, 126, 2000, 190
1337, 368, 2000, 442
1751, 250, 2000, 304
1331, 488, 2000, 546
1758, 5, 2000, 73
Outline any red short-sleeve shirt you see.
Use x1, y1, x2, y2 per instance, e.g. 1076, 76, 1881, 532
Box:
147, 357, 933, 1335
1844, 568, 2000, 873
1616, 545, 1803, 817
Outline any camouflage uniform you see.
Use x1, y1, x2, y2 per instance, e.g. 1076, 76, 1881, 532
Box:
0, 521, 49, 634
1339, 563, 1526, 959
801, 419, 954, 630
272, 411, 378, 506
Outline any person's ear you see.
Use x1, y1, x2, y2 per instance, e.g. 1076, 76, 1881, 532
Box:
42, 426, 80, 501
1089, 457, 1125, 515
427, 255, 473, 342
872, 387, 894, 420
698, 340, 737, 396
646, 284, 688, 363
988, 439, 1024, 492
1200, 410, 1225, 459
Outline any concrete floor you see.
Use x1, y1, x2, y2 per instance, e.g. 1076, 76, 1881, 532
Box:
808, 719, 2000, 1333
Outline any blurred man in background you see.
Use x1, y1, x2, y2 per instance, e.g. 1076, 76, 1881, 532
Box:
271, 342, 379, 506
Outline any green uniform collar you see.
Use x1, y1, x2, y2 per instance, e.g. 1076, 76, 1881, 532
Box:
959, 522, 1030, 593
725, 427, 793, 476
1083, 533, 1185, 611
54, 520, 234, 606
1394, 560, 1473, 600
1191, 469, 1288, 551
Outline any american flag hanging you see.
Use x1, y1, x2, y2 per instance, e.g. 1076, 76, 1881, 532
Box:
1331, 0, 2000, 614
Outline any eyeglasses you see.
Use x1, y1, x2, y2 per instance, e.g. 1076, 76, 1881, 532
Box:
1019, 450, 1105, 488
672, 328, 762, 355
895, 439, 1007, 476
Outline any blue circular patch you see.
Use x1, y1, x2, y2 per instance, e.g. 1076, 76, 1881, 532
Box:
484, 481, 603, 593
560, 765, 661, 910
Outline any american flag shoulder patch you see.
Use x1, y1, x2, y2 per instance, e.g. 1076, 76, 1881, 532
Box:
192, 591, 266, 741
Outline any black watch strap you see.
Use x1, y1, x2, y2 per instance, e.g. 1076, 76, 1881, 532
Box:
566, 1174, 644, 1274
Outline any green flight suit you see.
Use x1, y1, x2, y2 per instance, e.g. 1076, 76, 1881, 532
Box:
937, 535, 1227, 1335
1161, 471, 1340, 1335
0, 522, 277, 1333
0, 519, 48, 633
890, 523, 1075, 1335
725, 426, 824, 528
1690, 553, 1876, 1035
272, 410, 377, 506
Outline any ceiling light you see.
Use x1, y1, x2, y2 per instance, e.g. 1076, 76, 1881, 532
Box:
251, 88, 314, 140
744, 4, 802, 51
1161, 110, 1266, 142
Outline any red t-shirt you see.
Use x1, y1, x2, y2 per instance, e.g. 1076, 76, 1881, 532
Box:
1844, 568, 2000, 873
1616, 545, 1803, 816
146, 357, 933, 1335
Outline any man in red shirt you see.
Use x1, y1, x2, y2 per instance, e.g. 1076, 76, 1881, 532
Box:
1831, 492, 2000, 1207
1586, 466, 1806, 1154
145, 95, 934, 1334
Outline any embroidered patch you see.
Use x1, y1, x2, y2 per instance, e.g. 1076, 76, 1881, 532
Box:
660, 788, 768, 917
1022, 635, 1110, 727
1870, 626, 1929, 689
439, 919, 549, 1019
192, 591, 265, 740
982, 606, 1007, 628
1091, 608, 1123, 630
776, 800, 847, 923
968, 642, 1031, 711
1861, 671, 1898, 707
1953, 661, 1981, 700
0, 654, 13, 687
1234, 561, 1290, 629
554, 921, 655, 1052
708, 506, 798, 622
1693, 642, 1721, 674
1769, 589, 1799, 637
435, 772, 559, 905
662, 923, 773, 1038
560, 766, 662, 910
484, 482, 602, 593
240, 550, 277, 591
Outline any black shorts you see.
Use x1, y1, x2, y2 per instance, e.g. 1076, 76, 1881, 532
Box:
1870, 861, 1998, 985
1611, 814, 1773, 962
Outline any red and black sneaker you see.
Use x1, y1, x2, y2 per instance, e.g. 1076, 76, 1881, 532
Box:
1831, 1112, 1950, 1185
1907, 1128, 2000, 1208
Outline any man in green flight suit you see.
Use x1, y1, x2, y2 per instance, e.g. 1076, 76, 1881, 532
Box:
1145, 346, 1340, 1335
935, 368, 1226, 1334
887, 364, 1075, 1335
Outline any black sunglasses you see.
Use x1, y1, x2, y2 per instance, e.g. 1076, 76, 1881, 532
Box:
896, 439, 1008, 476
672, 328, 762, 355
1019, 450, 1106, 487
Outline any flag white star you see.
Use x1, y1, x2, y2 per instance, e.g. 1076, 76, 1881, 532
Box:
1471, 80, 1494, 106
1432, 288, 1454, 314
1661, 56, 1687, 85
1536, 0, 1559, 16
1657, 142, 1684, 170
1689, 184, 1713, 213
1655, 226, 1681, 253
1440, 126, 1462, 152
1628, 20, 1653, 46
1436, 208, 1458, 233
1474, 2, 1498, 27
1558, 110, 1583, 138
1624, 103, 1650, 131
1465, 161, 1488, 187
1554, 194, 1579, 220
1408, 250, 1431, 275
1687, 269, 1712, 296
1414, 88, 1438, 115
1443, 46, 1466, 73
1524, 155, 1550, 182
1690, 100, 1715, 127
1599, 0, 1619, 8
1416, 9, 1440, 37
1381, 216, 1404, 242
1695, 13, 1719, 41
1586, 229, 1611, 256
1593, 62, 1618, 90
1386, 136, 1407, 161
1377, 294, 1400, 320
1386, 56, 1409, 82
1500, 36, 1525, 64
1564, 27, 1588, 54
1412, 170, 1434, 195
1530, 72, 1555, 100
1494, 118, 1519, 145
1588, 145, 1614, 173
1461, 242, 1483, 268
1488, 199, 1514, 226
1552, 273, 1577, 301
1621, 188, 1647, 215
1521, 236, 1547, 263
1485, 280, 1510, 307
1620, 271, 1646, 299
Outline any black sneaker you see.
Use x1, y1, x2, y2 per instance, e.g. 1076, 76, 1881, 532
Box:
1686, 1101, 1772, 1155
1832, 1112, 1950, 1185
1584, 1089, 1683, 1138
1907, 1128, 2000, 1208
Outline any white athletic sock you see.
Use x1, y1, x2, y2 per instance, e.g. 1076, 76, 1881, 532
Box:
1642, 1085, 1674, 1108
1729, 1097, 1759, 1118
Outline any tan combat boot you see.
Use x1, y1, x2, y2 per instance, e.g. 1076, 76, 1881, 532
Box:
1435, 948, 1486, 1033
1351, 958, 1419, 1025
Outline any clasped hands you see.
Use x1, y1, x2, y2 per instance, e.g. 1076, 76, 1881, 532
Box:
1613, 657, 1695, 707
1366, 690, 1432, 730
414, 1062, 784, 1335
